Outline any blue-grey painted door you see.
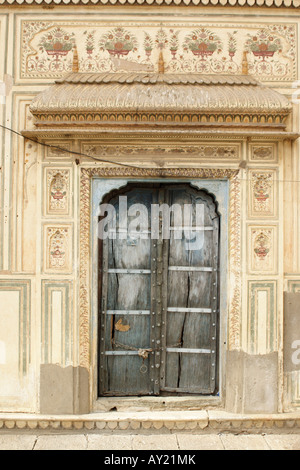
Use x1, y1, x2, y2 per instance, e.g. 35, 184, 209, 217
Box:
98, 184, 219, 396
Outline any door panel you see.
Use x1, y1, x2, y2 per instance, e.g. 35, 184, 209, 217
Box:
99, 184, 219, 396
161, 187, 219, 394
165, 353, 211, 392
99, 189, 155, 396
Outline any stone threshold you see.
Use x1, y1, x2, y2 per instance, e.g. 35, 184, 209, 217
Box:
1, 411, 300, 434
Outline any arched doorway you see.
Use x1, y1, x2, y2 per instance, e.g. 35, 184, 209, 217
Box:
98, 183, 220, 397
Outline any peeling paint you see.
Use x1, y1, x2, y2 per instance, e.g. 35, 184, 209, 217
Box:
115, 318, 130, 332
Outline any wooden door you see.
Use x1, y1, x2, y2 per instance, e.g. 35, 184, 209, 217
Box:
98, 184, 219, 396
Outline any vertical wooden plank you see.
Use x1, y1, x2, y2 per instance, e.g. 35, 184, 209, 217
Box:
150, 188, 159, 394
100, 188, 154, 395
209, 215, 219, 393
160, 187, 169, 392
163, 186, 219, 394
99, 236, 109, 395
153, 188, 165, 394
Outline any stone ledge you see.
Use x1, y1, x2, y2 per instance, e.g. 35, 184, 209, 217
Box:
1, 411, 300, 433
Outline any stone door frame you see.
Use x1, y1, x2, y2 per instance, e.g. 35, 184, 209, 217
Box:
79, 167, 241, 411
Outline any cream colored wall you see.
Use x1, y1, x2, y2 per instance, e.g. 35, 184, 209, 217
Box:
0, 5, 299, 413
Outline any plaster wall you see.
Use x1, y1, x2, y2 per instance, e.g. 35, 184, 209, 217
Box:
0, 4, 299, 414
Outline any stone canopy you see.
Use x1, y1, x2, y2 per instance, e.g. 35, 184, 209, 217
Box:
29, 71, 292, 131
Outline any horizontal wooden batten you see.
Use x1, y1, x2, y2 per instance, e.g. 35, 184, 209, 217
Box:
106, 310, 150, 315
170, 226, 213, 231
104, 350, 150, 356
166, 348, 211, 354
107, 269, 151, 274
168, 266, 213, 272
167, 307, 212, 313
108, 229, 151, 235
161, 387, 213, 394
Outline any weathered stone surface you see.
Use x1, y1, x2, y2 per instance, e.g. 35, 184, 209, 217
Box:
40, 365, 89, 415
225, 350, 244, 413
219, 434, 270, 450
225, 350, 278, 414
1, 430, 300, 450
284, 293, 300, 373
177, 434, 224, 450
132, 435, 178, 450
0, 435, 37, 450
244, 352, 278, 414
264, 434, 300, 450
87, 434, 132, 450
34, 435, 87, 450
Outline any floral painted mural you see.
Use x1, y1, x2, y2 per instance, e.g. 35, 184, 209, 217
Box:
20, 20, 297, 82
99, 27, 138, 58
183, 28, 223, 60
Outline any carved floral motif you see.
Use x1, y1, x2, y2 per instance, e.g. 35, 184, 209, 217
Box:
251, 146, 274, 161
82, 143, 240, 159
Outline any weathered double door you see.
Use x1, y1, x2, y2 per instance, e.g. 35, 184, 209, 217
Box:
98, 184, 219, 396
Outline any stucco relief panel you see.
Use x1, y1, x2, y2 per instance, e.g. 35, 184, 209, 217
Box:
41, 280, 73, 366
287, 280, 300, 293
44, 167, 72, 217
248, 225, 278, 274
0, 280, 32, 409
81, 142, 241, 162
43, 141, 73, 161
248, 169, 277, 218
43, 224, 73, 273
248, 143, 278, 163
16, 19, 297, 83
248, 281, 277, 355
0, 15, 7, 81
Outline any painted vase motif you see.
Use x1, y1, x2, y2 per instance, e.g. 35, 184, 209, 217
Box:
99, 27, 138, 59
183, 28, 222, 61
246, 29, 282, 61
